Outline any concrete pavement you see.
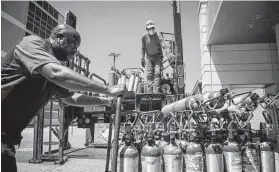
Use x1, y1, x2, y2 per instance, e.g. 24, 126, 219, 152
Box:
16, 126, 110, 172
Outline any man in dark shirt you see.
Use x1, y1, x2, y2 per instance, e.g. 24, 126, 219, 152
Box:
1, 24, 127, 172
141, 20, 172, 93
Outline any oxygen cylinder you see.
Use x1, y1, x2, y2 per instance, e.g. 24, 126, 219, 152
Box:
259, 122, 275, 172
108, 67, 117, 86
118, 73, 127, 85
117, 134, 138, 172
137, 78, 144, 93
141, 124, 161, 172
223, 123, 242, 172
133, 73, 140, 93
128, 72, 136, 91
205, 122, 224, 172
205, 88, 229, 109
161, 94, 203, 114
183, 122, 204, 172
158, 133, 170, 151
158, 133, 170, 172
163, 124, 183, 172
231, 92, 259, 106
242, 123, 260, 172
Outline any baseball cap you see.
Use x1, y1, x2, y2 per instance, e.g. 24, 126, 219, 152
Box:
145, 20, 155, 29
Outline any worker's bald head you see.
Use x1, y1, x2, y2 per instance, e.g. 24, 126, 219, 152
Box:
49, 24, 81, 61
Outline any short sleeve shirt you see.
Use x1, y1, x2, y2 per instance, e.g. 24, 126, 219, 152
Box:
142, 31, 164, 57
1, 35, 73, 136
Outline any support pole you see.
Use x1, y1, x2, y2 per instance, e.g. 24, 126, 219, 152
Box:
173, 0, 185, 100
105, 115, 114, 172
48, 100, 53, 156
111, 96, 123, 172
55, 103, 68, 165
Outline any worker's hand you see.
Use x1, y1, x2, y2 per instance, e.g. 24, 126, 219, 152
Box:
168, 54, 175, 68
107, 84, 127, 97
141, 58, 146, 68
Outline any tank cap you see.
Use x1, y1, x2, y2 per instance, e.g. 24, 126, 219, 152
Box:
250, 93, 260, 102
220, 88, 229, 96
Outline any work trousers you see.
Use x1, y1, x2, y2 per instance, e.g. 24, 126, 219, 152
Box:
1, 140, 17, 172
146, 56, 163, 93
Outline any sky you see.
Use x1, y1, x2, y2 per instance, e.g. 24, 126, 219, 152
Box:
50, 1, 201, 93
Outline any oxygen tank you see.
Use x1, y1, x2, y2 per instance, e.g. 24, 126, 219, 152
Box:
118, 73, 127, 85
161, 94, 203, 114
223, 123, 242, 172
108, 67, 117, 86
182, 122, 204, 172
204, 122, 224, 172
133, 73, 140, 93
137, 77, 144, 93
231, 92, 260, 107
205, 88, 229, 109
117, 133, 138, 172
242, 123, 260, 172
158, 133, 170, 172
259, 122, 275, 172
141, 124, 161, 172
128, 72, 136, 91
163, 124, 183, 172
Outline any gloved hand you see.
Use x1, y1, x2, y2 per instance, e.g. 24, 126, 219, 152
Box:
168, 54, 175, 68
107, 84, 127, 97
141, 58, 146, 68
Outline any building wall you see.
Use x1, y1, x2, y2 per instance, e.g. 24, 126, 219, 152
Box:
1, 1, 64, 57
201, 43, 279, 94
1, 1, 29, 56
199, 0, 279, 166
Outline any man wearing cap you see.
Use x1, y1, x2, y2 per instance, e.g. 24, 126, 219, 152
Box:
141, 20, 172, 93
1, 24, 127, 172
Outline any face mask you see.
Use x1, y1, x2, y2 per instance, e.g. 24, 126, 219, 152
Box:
148, 30, 156, 35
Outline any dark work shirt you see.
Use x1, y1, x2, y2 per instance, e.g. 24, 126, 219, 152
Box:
1, 35, 73, 141
141, 31, 164, 58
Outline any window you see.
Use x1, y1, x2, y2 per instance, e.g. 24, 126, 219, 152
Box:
43, 2, 48, 12
42, 12, 47, 21
54, 10, 58, 19
28, 11, 34, 18
47, 17, 52, 26
33, 26, 39, 35
49, 5, 54, 16
26, 22, 33, 31
26, 1, 59, 38
29, 2, 35, 12
27, 16, 33, 23
53, 21, 57, 27
37, 1, 43, 7
35, 7, 41, 17
35, 15, 40, 22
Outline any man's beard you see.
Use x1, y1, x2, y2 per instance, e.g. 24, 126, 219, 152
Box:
53, 48, 68, 61
148, 30, 156, 35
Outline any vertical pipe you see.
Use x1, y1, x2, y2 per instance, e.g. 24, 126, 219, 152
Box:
48, 100, 53, 155
58, 103, 65, 161
37, 108, 44, 160
173, 0, 185, 99
111, 96, 123, 172
105, 115, 114, 172
32, 114, 39, 160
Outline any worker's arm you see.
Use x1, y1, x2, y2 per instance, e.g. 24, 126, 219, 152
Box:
141, 35, 146, 60
14, 37, 126, 97
36, 62, 111, 94
60, 93, 113, 107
